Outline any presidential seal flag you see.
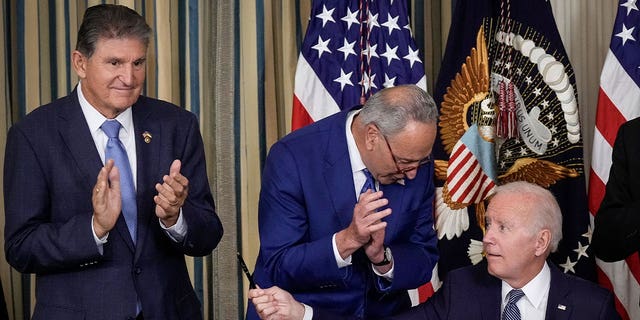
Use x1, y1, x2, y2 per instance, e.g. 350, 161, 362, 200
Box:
291, 0, 427, 130
428, 0, 596, 300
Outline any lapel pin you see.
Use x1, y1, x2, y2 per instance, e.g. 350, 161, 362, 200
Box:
557, 304, 566, 311
142, 131, 152, 144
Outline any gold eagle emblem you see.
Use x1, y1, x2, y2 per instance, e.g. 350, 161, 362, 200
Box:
435, 25, 580, 241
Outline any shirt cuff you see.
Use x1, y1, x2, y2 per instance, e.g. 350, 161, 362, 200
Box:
372, 247, 394, 280
302, 303, 313, 320
332, 233, 352, 268
91, 216, 108, 255
160, 209, 188, 242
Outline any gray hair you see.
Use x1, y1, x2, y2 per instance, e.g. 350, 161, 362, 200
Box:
493, 181, 563, 252
76, 4, 152, 57
358, 85, 438, 137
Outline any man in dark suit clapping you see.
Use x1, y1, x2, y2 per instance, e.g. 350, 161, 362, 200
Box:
3, 5, 223, 319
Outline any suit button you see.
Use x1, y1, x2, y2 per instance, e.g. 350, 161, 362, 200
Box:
135, 267, 142, 275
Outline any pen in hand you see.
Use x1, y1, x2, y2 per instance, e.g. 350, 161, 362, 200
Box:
237, 252, 256, 289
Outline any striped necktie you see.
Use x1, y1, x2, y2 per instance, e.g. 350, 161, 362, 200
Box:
502, 289, 525, 320
361, 168, 375, 194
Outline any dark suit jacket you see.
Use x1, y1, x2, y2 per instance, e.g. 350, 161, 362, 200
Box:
3, 90, 223, 320
385, 262, 619, 320
248, 107, 439, 319
593, 117, 640, 261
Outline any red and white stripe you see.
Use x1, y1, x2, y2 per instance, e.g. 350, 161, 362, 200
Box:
447, 140, 496, 204
291, 54, 341, 131
589, 50, 640, 320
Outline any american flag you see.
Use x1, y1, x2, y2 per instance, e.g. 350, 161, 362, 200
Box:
291, 0, 427, 130
589, 1, 640, 319
446, 127, 497, 205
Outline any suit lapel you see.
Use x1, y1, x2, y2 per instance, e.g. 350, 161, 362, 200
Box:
379, 183, 404, 241
323, 110, 358, 229
545, 264, 572, 320
131, 99, 161, 260
57, 90, 136, 252
479, 271, 503, 320
57, 91, 104, 194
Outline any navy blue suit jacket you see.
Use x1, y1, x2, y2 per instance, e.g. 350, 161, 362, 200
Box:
248, 107, 439, 319
385, 262, 619, 320
3, 90, 223, 320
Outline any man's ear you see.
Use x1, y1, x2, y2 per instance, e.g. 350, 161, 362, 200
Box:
364, 123, 380, 151
534, 229, 551, 256
71, 50, 87, 79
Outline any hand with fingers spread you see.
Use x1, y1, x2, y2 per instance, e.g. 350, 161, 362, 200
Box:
92, 159, 122, 238
336, 189, 391, 259
154, 159, 189, 227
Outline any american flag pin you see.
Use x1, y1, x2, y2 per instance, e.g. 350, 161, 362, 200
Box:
557, 304, 566, 310
142, 131, 152, 144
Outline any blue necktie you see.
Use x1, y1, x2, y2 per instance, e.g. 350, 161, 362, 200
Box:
361, 168, 375, 194
502, 289, 525, 320
101, 120, 137, 244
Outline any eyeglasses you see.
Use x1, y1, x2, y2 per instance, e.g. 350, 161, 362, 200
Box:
380, 133, 432, 175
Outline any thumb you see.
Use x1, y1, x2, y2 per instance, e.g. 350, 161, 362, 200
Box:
169, 159, 181, 177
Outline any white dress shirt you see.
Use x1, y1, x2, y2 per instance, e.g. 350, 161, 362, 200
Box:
501, 262, 551, 320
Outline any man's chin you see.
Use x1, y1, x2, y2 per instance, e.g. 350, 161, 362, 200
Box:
114, 97, 139, 109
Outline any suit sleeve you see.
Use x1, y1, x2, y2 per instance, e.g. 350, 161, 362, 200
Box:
385, 267, 450, 320
312, 308, 354, 320
593, 121, 640, 261
598, 290, 622, 320
170, 112, 223, 256
382, 163, 438, 291
3, 125, 102, 274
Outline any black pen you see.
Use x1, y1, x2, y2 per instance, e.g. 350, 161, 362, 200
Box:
236, 252, 256, 289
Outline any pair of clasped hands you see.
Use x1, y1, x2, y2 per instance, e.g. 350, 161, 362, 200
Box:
91, 159, 188, 238
250, 188, 393, 320
339, 187, 392, 272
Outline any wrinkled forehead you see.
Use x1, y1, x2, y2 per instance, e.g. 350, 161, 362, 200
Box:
486, 192, 534, 222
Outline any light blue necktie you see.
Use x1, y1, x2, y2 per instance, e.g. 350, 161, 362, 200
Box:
101, 120, 137, 244
502, 289, 525, 320
361, 168, 375, 194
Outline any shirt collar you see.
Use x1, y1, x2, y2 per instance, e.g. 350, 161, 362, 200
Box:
501, 261, 551, 309
346, 109, 366, 174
